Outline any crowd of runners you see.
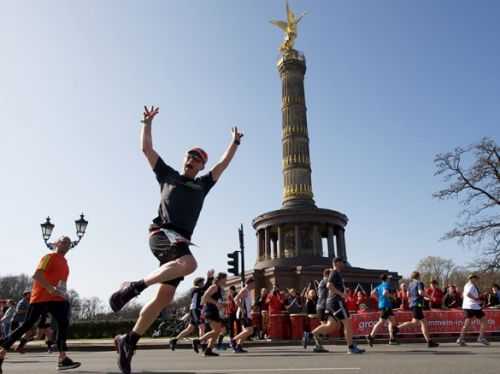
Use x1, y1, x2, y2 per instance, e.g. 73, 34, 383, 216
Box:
0, 106, 497, 374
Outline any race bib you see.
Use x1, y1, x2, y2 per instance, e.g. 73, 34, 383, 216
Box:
160, 228, 197, 247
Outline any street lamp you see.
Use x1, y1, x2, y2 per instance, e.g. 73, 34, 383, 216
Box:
40, 213, 89, 249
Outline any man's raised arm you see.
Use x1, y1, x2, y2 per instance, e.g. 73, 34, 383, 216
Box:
211, 126, 244, 182
141, 105, 160, 169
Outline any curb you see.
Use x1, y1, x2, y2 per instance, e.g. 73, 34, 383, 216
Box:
20, 334, 500, 353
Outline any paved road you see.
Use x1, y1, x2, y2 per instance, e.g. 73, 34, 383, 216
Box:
2, 343, 499, 374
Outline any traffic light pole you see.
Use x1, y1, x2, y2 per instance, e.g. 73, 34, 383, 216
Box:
238, 224, 245, 285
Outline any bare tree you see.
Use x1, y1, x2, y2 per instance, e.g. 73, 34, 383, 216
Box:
433, 137, 500, 270
0, 274, 32, 300
416, 256, 457, 286
79, 297, 103, 320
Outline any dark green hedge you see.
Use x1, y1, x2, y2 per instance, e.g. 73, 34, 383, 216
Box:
68, 320, 163, 339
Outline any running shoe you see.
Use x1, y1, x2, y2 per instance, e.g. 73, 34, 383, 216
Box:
109, 282, 140, 313
114, 334, 134, 374
169, 338, 177, 351
477, 337, 490, 346
366, 335, 374, 347
229, 339, 237, 351
15, 343, 26, 354
204, 348, 219, 357
348, 345, 365, 354
57, 357, 81, 371
192, 339, 201, 354
302, 332, 309, 349
313, 346, 329, 353
456, 337, 467, 346
427, 340, 439, 348
388, 339, 400, 345
234, 345, 248, 353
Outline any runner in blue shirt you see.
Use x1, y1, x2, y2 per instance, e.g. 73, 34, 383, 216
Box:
366, 274, 399, 346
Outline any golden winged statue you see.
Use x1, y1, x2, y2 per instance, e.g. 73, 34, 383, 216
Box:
270, 1, 307, 54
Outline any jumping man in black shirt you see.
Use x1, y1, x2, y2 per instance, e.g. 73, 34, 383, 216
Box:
109, 106, 243, 374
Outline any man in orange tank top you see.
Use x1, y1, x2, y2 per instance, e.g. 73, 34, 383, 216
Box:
0, 236, 81, 372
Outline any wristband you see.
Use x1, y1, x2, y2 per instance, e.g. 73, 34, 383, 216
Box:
234, 140, 240, 145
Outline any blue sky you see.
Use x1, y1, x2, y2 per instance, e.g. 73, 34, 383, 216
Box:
1, 0, 499, 305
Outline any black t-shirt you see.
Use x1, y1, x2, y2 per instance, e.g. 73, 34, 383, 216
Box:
152, 157, 216, 239
190, 277, 213, 311
327, 270, 345, 301
305, 299, 317, 314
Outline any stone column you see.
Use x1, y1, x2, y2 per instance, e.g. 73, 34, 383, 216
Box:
279, 53, 316, 209
294, 225, 300, 257
327, 226, 335, 259
265, 227, 270, 260
339, 228, 347, 262
335, 227, 347, 261
277, 225, 284, 258
257, 230, 263, 261
272, 237, 278, 259
312, 225, 321, 256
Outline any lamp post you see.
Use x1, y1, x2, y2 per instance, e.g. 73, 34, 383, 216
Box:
40, 213, 89, 249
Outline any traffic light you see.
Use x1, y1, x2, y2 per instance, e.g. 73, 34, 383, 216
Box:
227, 251, 240, 276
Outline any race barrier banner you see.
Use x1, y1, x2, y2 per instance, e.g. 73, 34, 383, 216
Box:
265, 310, 500, 340
351, 309, 500, 336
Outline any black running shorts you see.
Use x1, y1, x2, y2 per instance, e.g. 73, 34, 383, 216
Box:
189, 309, 202, 327
464, 309, 485, 319
317, 308, 327, 322
239, 316, 253, 329
379, 308, 394, 320
411, 306, 425, 321
149, 229, 192, 288
204, 304, 223, 323
326, 298, 350, 321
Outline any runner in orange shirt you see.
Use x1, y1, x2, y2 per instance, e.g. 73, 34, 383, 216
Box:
0, 236, 81, 372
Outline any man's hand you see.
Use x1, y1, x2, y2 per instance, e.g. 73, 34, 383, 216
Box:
211, 126, 244, 181
207, 269, 215, 278
48, 286, 65, 298
232, 126, 244, 144
141, 105, 160, 169
142, 106, 159, 125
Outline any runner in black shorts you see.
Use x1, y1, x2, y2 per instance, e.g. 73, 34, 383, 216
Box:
326, 258, 364, 354
396, 271, 438, 348
169, 270, 214, 350
193, 273, 228, 357
109, 106, 243, 374
307, 268, 338, 353
231, 278, 256, 353
366, 274, 399, 346
457, 274, 489, 346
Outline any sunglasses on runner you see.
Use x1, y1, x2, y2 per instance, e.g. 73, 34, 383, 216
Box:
187, 151, 204, 163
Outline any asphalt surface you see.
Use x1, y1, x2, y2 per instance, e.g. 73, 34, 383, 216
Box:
2, 342, 499, 374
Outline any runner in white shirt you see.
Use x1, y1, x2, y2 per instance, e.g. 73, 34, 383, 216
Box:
457, 274, 489, 346
231, 278, 256, 353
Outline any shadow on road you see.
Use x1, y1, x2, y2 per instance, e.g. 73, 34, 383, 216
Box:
367, 349, 476, 355
75, 372, 200, 374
